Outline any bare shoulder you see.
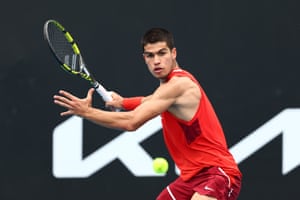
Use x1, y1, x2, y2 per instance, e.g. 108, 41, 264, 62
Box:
169, 75, 198, 88
160, 75, 201, 121
161, 75, 196, 91
167, 75, 200, 97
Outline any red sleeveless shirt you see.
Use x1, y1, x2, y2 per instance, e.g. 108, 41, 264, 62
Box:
161, 68, 241, 181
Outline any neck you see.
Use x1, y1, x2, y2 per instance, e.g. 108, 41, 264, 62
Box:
160, 64, 180, 83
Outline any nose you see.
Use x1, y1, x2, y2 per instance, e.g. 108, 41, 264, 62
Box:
153, 54, 160, 64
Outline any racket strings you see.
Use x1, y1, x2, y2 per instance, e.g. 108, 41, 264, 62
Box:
46, 23, 81, 72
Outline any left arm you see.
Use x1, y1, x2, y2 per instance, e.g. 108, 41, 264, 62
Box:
53, 77, 187, 131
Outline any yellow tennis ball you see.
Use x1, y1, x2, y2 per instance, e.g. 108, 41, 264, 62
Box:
153, 157, 169, 174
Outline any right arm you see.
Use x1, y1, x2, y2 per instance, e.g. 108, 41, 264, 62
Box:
53, 76, 190, 131
106, 92, 152, 110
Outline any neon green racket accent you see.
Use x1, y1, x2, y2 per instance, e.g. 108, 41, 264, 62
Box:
63, 63, 92, 81
62, 64, 71, 71
72, 44, 80, 54
80, 73, 92, 81
65, 32, 74, 43
54, 21, 65, 31
45, 20, 93, 83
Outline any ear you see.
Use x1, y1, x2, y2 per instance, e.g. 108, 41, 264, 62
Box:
142, 46, 147, 61
142, 54, 147, 63
171, 48, 177, 59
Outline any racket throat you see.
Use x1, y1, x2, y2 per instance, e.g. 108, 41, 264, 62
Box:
92, 81, 100, 89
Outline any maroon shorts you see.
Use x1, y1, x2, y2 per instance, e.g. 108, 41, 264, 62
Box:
156, 166, 241, 200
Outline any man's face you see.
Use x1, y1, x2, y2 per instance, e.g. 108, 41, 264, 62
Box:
143, 41, 177, 80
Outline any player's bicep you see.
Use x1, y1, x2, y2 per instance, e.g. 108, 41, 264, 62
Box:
128, 91, 176, 129
137, 82, 180, 114
128, 78, 185, 129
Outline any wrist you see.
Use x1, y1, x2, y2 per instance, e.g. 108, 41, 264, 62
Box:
122, 97, 143, 110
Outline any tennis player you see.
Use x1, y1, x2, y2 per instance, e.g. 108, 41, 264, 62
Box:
53, 28, 242, 200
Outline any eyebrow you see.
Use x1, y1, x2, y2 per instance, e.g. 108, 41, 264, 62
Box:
143, 48, 169, 55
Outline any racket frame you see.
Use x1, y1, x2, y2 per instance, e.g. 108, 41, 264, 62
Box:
43, 19, 112, 102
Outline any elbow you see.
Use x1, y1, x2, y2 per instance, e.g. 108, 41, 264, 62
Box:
123, 121, 141, 132
120, 112, 146, 131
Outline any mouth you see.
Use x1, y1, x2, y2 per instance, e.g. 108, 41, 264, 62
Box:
153, 67, 163, 74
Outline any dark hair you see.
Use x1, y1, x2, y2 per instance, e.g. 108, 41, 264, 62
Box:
141, 28, 175, 50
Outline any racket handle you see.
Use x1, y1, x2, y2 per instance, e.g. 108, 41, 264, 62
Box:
94, 83, 112, 102
94, 82, 120, 112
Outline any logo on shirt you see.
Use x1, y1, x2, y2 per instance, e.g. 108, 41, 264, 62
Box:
204, 186, 215, 192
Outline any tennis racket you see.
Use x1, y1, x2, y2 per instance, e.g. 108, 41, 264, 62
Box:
43, 19, 113, 102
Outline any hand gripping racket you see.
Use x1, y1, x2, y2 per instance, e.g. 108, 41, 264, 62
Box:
43, 19, 113, 102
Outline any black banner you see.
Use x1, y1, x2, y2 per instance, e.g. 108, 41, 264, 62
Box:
1, 0, 300, 199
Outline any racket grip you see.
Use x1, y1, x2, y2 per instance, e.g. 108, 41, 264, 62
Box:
94, 83, 112, 102
94, 83, 120, 112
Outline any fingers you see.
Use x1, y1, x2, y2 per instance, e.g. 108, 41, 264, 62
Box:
53, 96, 71, 109
53, 89, 94, 116
58, 90, 76, 100
87, 88, 95, 100
60, 110, 74, 116
53, 90, 76, 116
53, 92, 73, 107
110, 91, 122, 100
88, 88, 95, 95
101, 90, 123, 107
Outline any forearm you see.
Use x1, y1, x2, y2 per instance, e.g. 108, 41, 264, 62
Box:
83, 107, 136, 131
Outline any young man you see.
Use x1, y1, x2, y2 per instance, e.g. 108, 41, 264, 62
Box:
53, 28, 242, 200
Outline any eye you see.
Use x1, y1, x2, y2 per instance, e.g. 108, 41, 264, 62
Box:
144, 53, 154, 58
157, 51, 167, 56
